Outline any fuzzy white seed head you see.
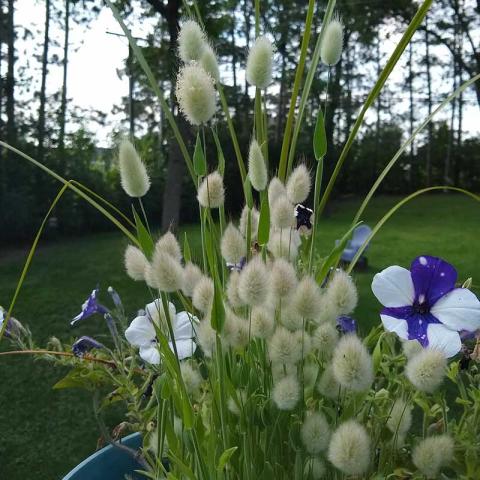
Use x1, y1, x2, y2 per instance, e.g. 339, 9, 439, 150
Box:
271, 195, 295, 229
269, 326, 303, 365
180, 362, 202, 394
248, 139, 268, 191
155, 231, 182, 262
197, 171, 225, 208
238, 257, 269, 306
313, 323, 339, 360
328, 420, 371, 476
316, 365, 341, 399
192, 275, 214, 314
304, 457, 326, 480
387, 399, 412, 436
222, 310, 249, 349
151, 250, 184, 292
268, 177, 287, 205
270, 258, 298, 303
178, 19, 207, 63
246, 36, 273, 89
279, 307, 304, 331
124, 245, 148, 281
402, 339, 423, 359
182, 262, 203, 297
176, 64, 216, 126
321, 18, 344, 66
118, 140, 150, 198
301, 412, 331, 454
267, 229, 299, 261
144, 263, 157, 288
239, 205, 260, 240
251, 307, 275, 339
227, 271, 245, 308
286, 164, 311, 204
197, 318, 216, 358
272, 362, 296, 382
272, 374, 300, 410
315, 298, 341, 325
405, 348, 446, 393
412, 435, 454, 478
332, 335, 373, 392
327, 269, 358, 315
200, 43, 220, 82
292, 276, 323, 320
221, 223, 246, 264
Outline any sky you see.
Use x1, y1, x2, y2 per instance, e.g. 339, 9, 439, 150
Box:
14, 0, 480, 147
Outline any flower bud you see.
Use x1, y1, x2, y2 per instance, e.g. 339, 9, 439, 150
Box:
124, 245, 148, 281
301, 411, 331, 454
321, 18, 344, 66
246, 36, 273, 89
326, 269, 358, 315
151, 250, 184, 292
272, 374, 300, 410
197, 171, 225, 208
405, 348, 446, 393
412, 435, 454, 478
238, 257, 269, 306
192, 276, 214, 313
182, 262, 203, 297
286, 164, 311, 204
176, 64, 216, 126
118, 140, 150, 198
271, 195, 295, 229
248, 139, 268, 191
155, 231, 182, 262
178, 19, 207, 63
221, 223, 246, 264
200, 44, 220, 82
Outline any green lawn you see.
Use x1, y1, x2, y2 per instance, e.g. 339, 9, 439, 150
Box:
0, 194, 478, 479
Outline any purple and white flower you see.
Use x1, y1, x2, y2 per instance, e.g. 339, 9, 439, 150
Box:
72, 336, 105, 357
372, 255, 480, 357
71, 288, 109, 326
125, 299, 198, 365
336, 315, 357, 334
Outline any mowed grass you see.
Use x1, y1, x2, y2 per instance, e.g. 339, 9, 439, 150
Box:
0, 194, 478, 479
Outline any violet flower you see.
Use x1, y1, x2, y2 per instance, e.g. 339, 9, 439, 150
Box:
71, 288, 109, 326
372, 255, 480, 357
72, 336, 104, 357
337, 315, 357, 334
294, 203, 313, 235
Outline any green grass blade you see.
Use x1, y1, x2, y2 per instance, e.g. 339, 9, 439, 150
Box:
346, 186, 480, 273
316, 0, 433, 217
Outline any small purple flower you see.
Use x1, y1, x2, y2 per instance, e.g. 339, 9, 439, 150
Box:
0, 307, 23, 338
337, 315, 357, 334
372, 255, 480, 357
71, 288, 109, 326
226, 256, 247, 272
72, 336, 104, 357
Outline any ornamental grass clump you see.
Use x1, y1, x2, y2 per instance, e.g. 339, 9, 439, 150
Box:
3, 6, 480, 480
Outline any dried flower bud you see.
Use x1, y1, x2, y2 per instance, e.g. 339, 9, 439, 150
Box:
292, 276, 323, 320
238, 257, 269, 306
248, 139, 268, 191
151, 250, 184, 292
118, 140, 150, 198
321, 18, 344, 66
192, 276, 214, 313
178, 19, 207, 63
412, 435, 454, 478
327, 269, 358, 315
271, 195, 295, 229
155, 231, 182, 263
301, 411, 331, 454
176, 64, 216, 126
405, 348, 446, 393
246, 36, 273, 89
221, 223, 246, 264
272, 374, 300, 410
200, 43, 220, 82
124, 245, 148, 281
182, 262, 203, 297
197, 171, 225, 208
286, 164, 311, 204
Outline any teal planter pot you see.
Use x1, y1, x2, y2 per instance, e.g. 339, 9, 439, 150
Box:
63, 433, 144, 480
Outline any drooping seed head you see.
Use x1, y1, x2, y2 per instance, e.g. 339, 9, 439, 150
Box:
118, 140, 150, 198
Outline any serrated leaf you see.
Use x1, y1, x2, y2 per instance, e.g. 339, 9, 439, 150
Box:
217, 446, 238, 471
257, 193, 270, 245
193, 132, 207, 176
132, 206, 154, 258
313, 108, 327, 161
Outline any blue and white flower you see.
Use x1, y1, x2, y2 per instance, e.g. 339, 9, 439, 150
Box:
71, 288, 109, 326
72, 336, 105, 357
125, 299, 198, 365
372, 255, 480, 357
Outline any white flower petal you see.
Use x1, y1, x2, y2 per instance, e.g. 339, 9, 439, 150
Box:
172, 339, 197, 360
380, 314, 409, 340
426, 323, 462, 358
431, 288, 480, 332
146, 299, 176, 325
174, 311, 199, 340
372, 266, 415, 308
125, 315, 156, 346
139, 344, 161, 365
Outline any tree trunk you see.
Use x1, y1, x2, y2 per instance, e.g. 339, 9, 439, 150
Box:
424, 16, 433, 187
6, 0, 15, 158
38, 0, 51, 162
59, 0, 70, 152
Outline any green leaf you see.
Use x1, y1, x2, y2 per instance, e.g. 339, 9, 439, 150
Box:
211, 128, 226, 176
211, 274, 225, 332
217, 446, 238, 471
132, 206, 154, 258
243, 176, 253, 208
372, 332, 386, 372
183, 232, 192, 263
257, 192, 270, 245
313, 108, 327, 161
193, 132, 207, 176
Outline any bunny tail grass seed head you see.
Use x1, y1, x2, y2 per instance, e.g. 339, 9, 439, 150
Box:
176, 64, 216, 126
412, 435, 454, 478
332, 335, 373, 392
279, 307, 304, 331
246, 36, 273, 89
387, 398, 412, 436
270, 258, 298, 302
286, 164, 311, 204
222, 310, 249, 349
269, 326, 303, 365
248, 139, 268, 191
155, 231, 182, 262
268, 177, 287, 205
304, 457, 326, 480
200, 43, 220, 82
118, 139, 150, 198
238, 257, 269, 306
182, 262, 203, 297
151, 250, 184, 292
320, 17, 344, 66
227, 270, 245, 308
327, 269, 358, 315
313, 323, 339, 360
292, 276, 323, 320
192, 276, 214, 314
316, 365, 341, 399
328, 420, 371, 476
405, 348, 446, 393
271, 195, 295, 229
180, 362, 202, 395
301, 411, 331, 454
272, 374, 300, 410
178, 19, 207, 63
197, 171, 225, 208
239, 205, 260, 239
221, 223, 246, 264
197, 318, 216, 358
268, 229, 299, 261
124, 245, 148, 281
402, 339, 423, 359
251, 307, 275, 339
